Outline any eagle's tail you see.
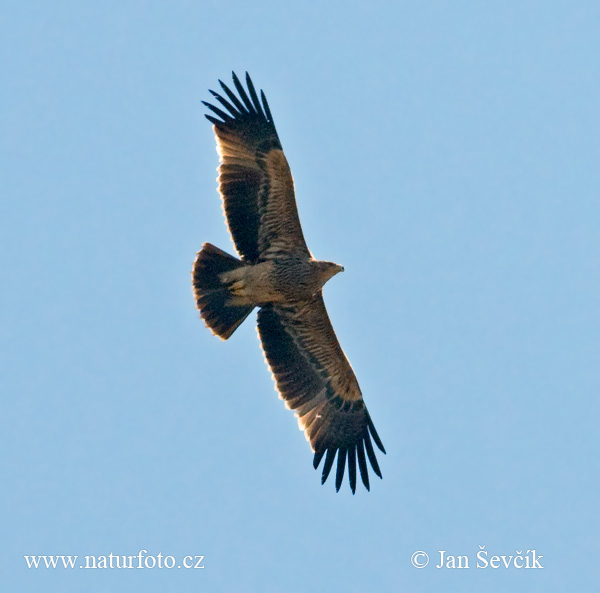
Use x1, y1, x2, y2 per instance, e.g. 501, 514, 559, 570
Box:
192, 243, 254, 340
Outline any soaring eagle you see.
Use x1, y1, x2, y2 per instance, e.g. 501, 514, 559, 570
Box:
193, 72, 385, 493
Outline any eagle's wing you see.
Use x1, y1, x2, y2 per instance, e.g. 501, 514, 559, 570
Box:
203, 72, 310, 263
257, 295, 385, 493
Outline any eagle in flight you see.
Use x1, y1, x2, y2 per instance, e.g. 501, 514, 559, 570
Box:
193, 72, 385, 493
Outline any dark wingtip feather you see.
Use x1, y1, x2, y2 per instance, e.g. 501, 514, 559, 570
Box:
201, 100, 231, 123
231, 71, 254, 113
219, 78, 248, 114
231, 70, 243, 93
261, 89, 273, 123
321, 448, 336, 485
364, 432, 383, 479
368, 415, 386, 454
245, 72, 263, 114
208, 90, 239, 118
313, 449, 326, 470
357, 439, 371, 491
348, 446, 357, 494
335, 449, 347, 492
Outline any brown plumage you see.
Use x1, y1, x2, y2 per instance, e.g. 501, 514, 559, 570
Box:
193, 72, 385, 493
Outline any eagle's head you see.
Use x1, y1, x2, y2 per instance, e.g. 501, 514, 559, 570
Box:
316, 261, 344, 287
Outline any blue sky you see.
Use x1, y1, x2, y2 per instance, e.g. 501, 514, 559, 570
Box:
2, 1, 599, 591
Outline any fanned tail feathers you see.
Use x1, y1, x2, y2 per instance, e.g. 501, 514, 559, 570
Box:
192, 243, 254, 339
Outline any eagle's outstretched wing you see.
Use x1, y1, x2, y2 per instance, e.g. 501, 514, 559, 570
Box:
257, 295, 386, 493
203, 72, 310, 263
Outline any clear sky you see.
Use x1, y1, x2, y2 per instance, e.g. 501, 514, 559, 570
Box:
2, 2, 599, 591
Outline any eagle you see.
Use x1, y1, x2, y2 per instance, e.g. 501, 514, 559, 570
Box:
192, 72, 385, 493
